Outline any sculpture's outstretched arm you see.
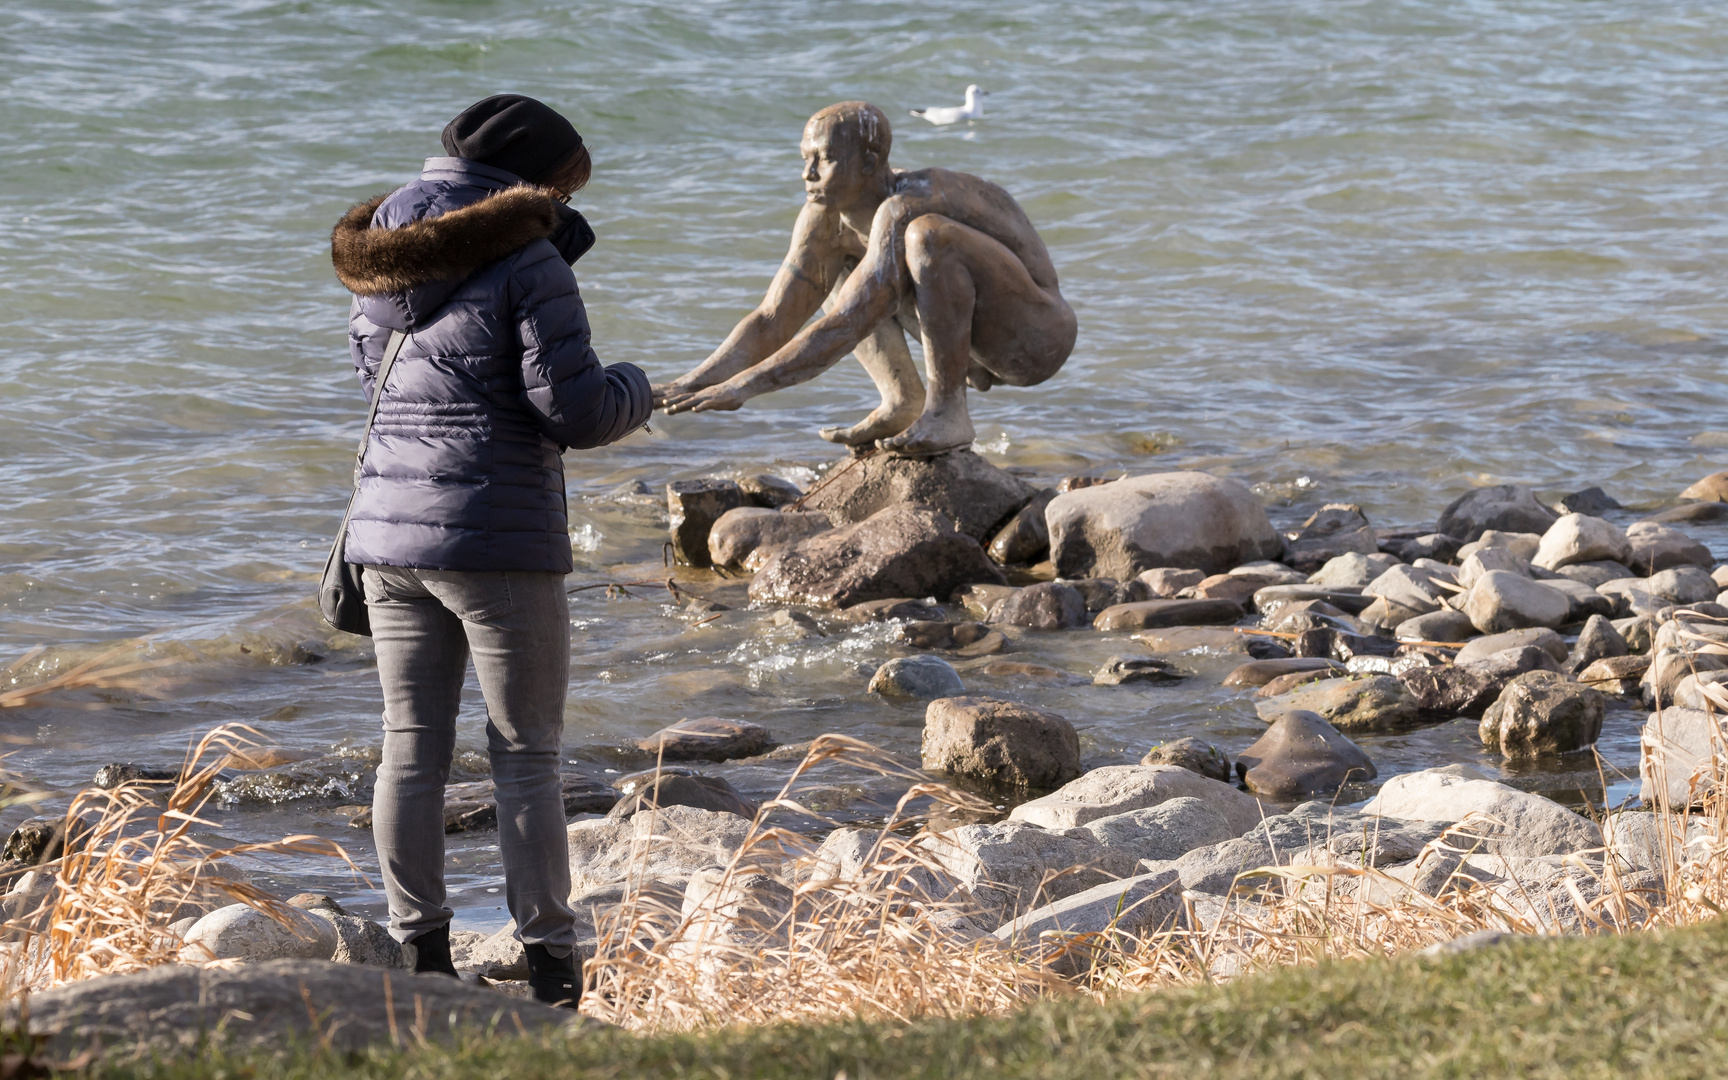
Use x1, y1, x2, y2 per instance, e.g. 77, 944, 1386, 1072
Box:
664, 200, 910, 414
653, 204, 839, 409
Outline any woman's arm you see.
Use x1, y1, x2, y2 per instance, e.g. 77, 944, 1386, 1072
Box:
510, 243, 651, 450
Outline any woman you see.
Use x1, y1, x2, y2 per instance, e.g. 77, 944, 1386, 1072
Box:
329, 95, 650, 1007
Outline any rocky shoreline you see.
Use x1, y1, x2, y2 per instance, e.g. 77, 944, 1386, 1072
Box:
10, 455, 1728, 1053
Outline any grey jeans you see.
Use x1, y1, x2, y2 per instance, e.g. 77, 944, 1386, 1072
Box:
362, 566, 576, 950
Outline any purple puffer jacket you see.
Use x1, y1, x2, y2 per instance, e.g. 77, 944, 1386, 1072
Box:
330, 157, 649, 574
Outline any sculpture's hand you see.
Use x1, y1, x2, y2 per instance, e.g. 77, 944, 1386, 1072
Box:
662, 381, 747, 415
650, 380, 691, 409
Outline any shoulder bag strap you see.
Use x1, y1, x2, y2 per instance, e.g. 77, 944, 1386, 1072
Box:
353, 330, 408, 483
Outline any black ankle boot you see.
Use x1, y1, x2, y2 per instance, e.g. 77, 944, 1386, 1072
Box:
410, 924, 459, 978
524, 944, 581, 1008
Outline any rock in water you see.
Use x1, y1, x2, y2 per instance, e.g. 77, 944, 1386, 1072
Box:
739, 473, 803, 508
1460, 570, 1571, 633
1532, 513, 1631, 570
1555, 487, 1623, 515
1625, 521, 1713, 574
1436, 485, 1558, 542
801, 449, 1036, 542
1283, 504, 1379, 573
749, 505, 1005, 609
1139, 737, 1233, 781
987, 488, 1056, 564
921, 696, 1082, 790
869, 655, 966, 699
1679, 471, 1728, 503
1567, 614, 1628, 673
1045, 471, 1281, 580
1093, 655, 1183, 685
1236, 710, 1377, 798
989, 581, 1087, 629
607, 770, 759, 820
1478, 671, 1606, 759
635, 718, 773, 762
179, 903, 338, 963
20, 960, 586, 1055
1092, 597, 1244, 631
1137, 567, 1207, 596
667, 479, 743, 567
1256, 674, 1419, 732
706, 507, 832, 569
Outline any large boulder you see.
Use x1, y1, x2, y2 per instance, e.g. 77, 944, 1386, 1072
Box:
179, 903, 337, 964
16, 960, 586, 1056
989, 581, 1087, 629
1478, 671, 1607, 759
1625, 521, 1713, 574
566, 805, 753, 896
992, 869, 1185, 975
1077, 797, 1235, 863
1006, 764, 1265, 835
921, 697, 1082, 790
1046, 472, 1280, 580
1283, 504, 1379, 573
1235, 710, 1377, 798
1459, 570, 1571, 634
706, 507, 832, 570
1532, 514, 1631, 571
749, 505, 1005, 609
1639, 707, 1728, 809
801, 449, 1036, 542
917, 822, 1134, 926
1436, 485, 1558, 543
1362, 766, 1602, 857
1255, 674, 1420, 732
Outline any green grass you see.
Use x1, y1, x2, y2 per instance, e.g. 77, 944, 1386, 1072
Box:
100, 919, 1728, 1080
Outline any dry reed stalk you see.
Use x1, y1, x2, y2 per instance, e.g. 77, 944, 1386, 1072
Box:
2, 723, 359, 989
582, 735, 1065, 1032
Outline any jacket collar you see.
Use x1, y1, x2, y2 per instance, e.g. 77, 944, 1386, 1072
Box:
417, 156, 528, 191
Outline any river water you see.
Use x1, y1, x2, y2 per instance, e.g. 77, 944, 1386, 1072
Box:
3, 0, 1727, 926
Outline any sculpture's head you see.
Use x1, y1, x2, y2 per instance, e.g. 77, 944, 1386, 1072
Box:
801, 102, 891, 208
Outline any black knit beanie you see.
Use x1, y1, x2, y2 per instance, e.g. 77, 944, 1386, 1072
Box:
441, 95, 583, 186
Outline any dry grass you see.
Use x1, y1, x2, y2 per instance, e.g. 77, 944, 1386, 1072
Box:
577, 726, 1728, 1034
0, 724, 358, 990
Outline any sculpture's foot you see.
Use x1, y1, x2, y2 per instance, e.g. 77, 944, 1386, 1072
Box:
819, 408, 916, 447
877, 405, 975, 458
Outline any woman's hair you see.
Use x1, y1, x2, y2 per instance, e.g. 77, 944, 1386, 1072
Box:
543, 143, 592, 197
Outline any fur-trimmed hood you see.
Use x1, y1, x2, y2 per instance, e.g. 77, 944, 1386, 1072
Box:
331, 186, 567, 296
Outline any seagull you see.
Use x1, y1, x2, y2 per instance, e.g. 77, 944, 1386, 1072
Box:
910, 85, 989, 126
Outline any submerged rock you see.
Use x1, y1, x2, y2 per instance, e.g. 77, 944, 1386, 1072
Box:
1092, 597, 1243, 632
921, 696, 1082, 790
1436, 485, 1558, 543
607, 770, 758, 820
1139, 738, 1233, 782
635, 718, 773, 762
1478, 671, 1607, 759
801, 448, 1037, 542
1235, 710, 1376, 798
749, 504, 1005, 609
1555, 487, 1623, 515
1046, 471, 1281, 580
1222, 657, 1343, 688
1092, 655, 1183, 686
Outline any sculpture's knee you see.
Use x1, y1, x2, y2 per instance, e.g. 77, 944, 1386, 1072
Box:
903, 214, 950, 282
